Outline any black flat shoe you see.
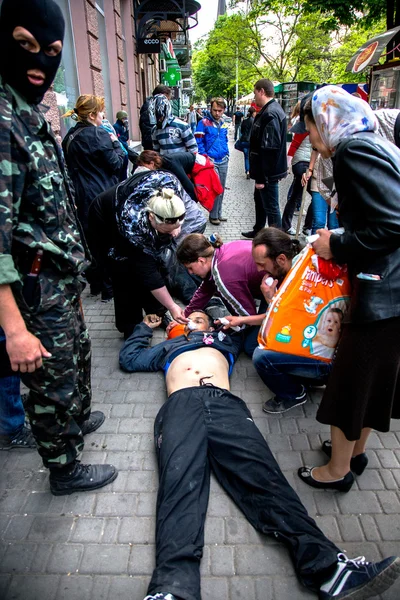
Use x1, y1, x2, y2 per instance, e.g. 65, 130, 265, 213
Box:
298, 466, 354, 492
80, 411, 105, 436
321, 440, 368, 476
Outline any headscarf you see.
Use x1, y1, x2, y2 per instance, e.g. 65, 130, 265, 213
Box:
311, 85, 378, 154
149, 93, 173, 129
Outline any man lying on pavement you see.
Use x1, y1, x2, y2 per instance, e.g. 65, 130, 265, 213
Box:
119, 311, 400, 600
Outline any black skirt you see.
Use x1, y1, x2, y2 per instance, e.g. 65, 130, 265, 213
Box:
316, 317, 400, 441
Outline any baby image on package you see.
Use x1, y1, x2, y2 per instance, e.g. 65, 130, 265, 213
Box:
258, 246, 351, 363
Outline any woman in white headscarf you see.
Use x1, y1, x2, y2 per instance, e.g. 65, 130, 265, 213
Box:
297, 85, 400, 492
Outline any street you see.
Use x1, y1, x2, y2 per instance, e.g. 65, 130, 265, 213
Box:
0, 137, 399, 600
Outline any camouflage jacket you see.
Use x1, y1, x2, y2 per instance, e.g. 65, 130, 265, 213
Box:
0, 76, 88, 286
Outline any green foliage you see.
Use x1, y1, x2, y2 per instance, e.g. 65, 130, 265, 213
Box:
193, 1, 387, 103
303, 0, 387, 28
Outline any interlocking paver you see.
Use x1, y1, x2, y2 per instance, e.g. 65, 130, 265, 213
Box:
1, 136, 400, 600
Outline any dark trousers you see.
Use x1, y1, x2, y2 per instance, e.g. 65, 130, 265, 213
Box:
147, 386, 339, 600
14, 273, 91, 469
252, 183, 282, 233
110, 258, 165, 338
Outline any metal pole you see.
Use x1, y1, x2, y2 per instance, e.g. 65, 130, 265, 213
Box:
295, 183, 308, 239
235, 44, 239, 106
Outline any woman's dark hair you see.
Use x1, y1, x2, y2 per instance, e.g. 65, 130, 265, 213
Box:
137, 150, 163, 169
248, 107, 256, 116
176, 233, 223, 264
303, 97, 315, 124
253, 227, 301, 260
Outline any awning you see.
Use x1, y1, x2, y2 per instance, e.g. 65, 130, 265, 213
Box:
135, 0, 201, 41
346, 26, 400, 74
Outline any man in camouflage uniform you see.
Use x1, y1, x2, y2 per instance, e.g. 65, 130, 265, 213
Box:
0, 0, 117, 494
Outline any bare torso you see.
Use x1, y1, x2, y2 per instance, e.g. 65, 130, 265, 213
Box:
166, 347, 230, 396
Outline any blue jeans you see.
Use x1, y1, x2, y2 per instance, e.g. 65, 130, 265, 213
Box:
210, 159, 229, 220
252, 348, 331, 400
311, 191, 339, 234
242, 142, 250, 173
190, 122, 196, 135
0, 328, 24, 436
259, 181, 282, 228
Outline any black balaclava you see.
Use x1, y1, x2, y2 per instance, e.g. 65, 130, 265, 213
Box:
0, 0, 65, 104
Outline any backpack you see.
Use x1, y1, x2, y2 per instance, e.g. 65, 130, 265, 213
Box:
189, 156, 223, 212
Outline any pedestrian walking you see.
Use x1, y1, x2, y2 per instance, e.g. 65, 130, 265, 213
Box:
233, 105, 244, 140
195, 97, 230, 225
186, 104, 197, 134
242, 79, 287, 239
238, 106, 255, 178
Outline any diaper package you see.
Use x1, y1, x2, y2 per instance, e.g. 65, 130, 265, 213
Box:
258, 246, 351, 363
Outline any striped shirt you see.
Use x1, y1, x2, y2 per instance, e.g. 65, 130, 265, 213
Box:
152, 117, 198, 155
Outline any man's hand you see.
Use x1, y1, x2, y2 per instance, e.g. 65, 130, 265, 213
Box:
255, 183, 265, 190
6, 330, 52, 373
170, 304, 189, 324
312, 229, 333, 260
143, 314, 162, 329
215, 315, 243, 330
260, 277, 278, 302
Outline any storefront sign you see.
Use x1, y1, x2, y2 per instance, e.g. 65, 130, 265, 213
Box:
346, 26, 400, 73
137, 38, 161, 54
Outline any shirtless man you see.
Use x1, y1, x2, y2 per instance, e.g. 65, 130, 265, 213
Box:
120, 312, 400, 600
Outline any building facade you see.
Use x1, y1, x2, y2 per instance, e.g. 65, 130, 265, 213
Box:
0, 0, 200, 142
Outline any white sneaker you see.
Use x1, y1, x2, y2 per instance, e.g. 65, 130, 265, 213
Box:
286, 227, 296, 235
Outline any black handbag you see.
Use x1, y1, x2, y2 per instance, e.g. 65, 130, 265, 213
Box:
234, 139, 244, 152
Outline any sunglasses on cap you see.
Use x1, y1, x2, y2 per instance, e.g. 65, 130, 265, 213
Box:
153, 212, 186, 225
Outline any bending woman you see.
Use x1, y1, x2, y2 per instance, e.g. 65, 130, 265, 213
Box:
297, 85, 400, 492
177, 233, 266, 355
90, 185, 188, 339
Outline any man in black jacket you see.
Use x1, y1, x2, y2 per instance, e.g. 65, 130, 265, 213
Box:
139, 85, 172, 150
242, 79, 287, 239
120, 313, 400, 600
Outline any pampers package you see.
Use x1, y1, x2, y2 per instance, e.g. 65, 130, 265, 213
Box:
258, 246, 351, 363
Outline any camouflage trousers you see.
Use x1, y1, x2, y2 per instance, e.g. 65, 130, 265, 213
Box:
14, 271, 91, 469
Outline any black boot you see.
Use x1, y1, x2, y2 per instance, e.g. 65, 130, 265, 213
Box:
80, 411, 105, 436
49, 461, 118, 496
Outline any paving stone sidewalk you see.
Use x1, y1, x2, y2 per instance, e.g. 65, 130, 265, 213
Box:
1, 136, 399, 600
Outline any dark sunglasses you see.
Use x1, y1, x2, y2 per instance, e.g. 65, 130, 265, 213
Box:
153, 212, 186, 224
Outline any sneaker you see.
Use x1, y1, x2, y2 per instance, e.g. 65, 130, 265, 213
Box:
0, 425, 37, 450
80, 411, 105, 436
143, 595, 177, 600
241, 230, 256, 239
262, 387, 307, 414
246, 172, 250, 179
319, 553, 400, 599
218, 216, 228, 222
286, 226, 296, 235
50, 461, 118, 496
303, 228, 312, 236
209, 218, 220, 225
294, 209, 300, 216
